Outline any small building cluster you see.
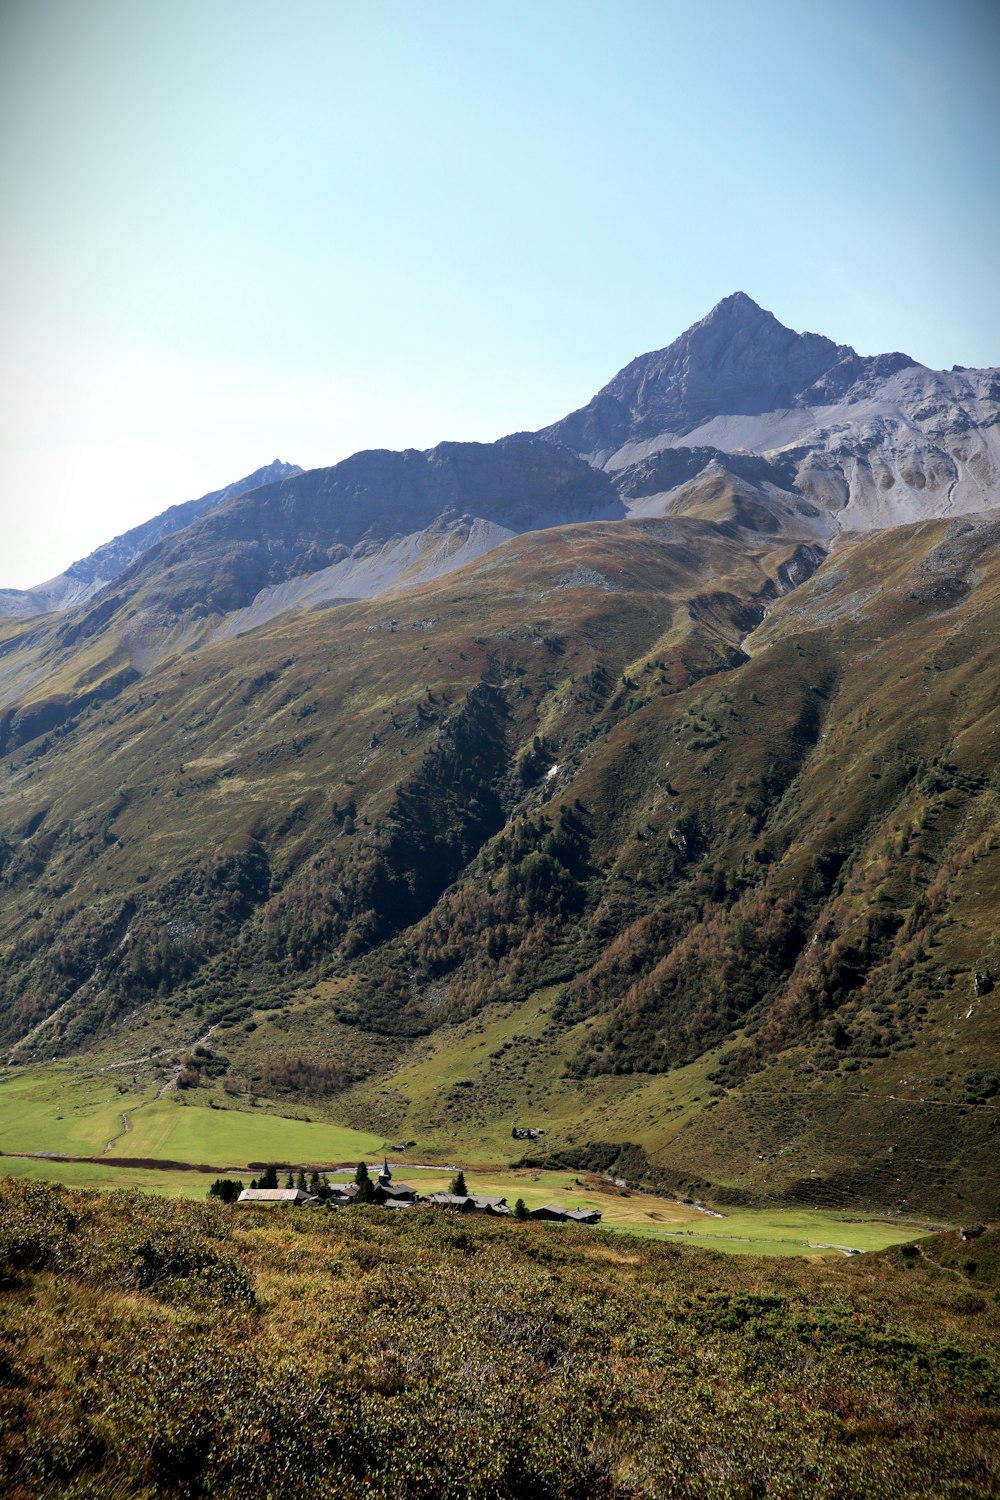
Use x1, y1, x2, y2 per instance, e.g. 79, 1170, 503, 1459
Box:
423, 1192, 511, 1216
236, 1159, 602, 1225
525, 1204, 602, 1225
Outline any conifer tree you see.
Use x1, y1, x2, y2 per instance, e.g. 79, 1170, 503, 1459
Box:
354, 1161, 375, 1203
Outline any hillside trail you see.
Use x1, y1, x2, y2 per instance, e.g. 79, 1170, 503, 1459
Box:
101, 1022, 219, 1154
915, 1240, 978, 1283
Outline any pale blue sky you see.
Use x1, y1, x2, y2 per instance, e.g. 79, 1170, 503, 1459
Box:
1, 0, 998, 587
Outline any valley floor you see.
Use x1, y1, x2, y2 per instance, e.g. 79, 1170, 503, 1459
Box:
0, 1062, 943, 1258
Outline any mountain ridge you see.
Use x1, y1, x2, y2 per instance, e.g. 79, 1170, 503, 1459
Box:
3, 296, 997, 646
0, 459, 303, 619
535, 293, 1000, 533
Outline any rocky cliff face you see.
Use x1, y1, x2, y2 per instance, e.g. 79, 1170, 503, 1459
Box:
538, 293, 1000, 532
539, 292, 874, 457
109, 437, 625, 623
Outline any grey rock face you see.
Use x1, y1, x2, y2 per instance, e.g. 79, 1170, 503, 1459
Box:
539, 292, 898, 459
126, 438, 626, 620
538, 294, 1000, 532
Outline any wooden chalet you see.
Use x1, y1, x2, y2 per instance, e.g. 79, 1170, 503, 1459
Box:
424, 1192, 510, 1217
528, 1203, 602, 1224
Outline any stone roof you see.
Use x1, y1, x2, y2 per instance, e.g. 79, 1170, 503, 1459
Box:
237, 1188, 318, 1204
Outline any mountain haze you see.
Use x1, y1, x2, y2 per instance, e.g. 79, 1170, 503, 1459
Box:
0, 459, 302, 618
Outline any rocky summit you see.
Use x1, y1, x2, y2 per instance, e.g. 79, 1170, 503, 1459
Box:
539, 292, 1000, 533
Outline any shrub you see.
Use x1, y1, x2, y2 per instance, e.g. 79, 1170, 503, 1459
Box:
0, 1178, 76, 1282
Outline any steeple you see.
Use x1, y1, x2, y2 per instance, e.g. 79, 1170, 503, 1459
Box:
378, 1157, 392, 1184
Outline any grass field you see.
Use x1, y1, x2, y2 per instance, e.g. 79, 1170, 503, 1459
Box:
314, 1164, 933, 1256
0, 1062, 387, 1169
2, 1151, 936, 1256
0, 1154, 213, 1199
0, 1062, 943, 1256
104, 1094, 385, 1166
0, 1066, 149, 1156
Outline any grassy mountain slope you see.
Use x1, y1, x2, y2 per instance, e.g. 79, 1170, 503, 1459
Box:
0, 513, 790, 1048
313, 514, 999, 1219
1, 503, 998, 1218
0, 439, 623, 752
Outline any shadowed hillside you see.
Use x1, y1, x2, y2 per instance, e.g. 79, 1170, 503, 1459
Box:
1, 499, 998, 1217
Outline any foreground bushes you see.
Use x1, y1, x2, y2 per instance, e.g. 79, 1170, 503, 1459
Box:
0, 1177, 254, 1308
0, 1178, 998, 1497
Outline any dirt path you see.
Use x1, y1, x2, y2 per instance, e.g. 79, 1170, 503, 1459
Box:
101, 1022, 220, 1153
102, 1108, 134, 1155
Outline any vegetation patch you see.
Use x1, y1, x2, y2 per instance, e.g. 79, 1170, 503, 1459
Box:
0, 1181, 997, 1497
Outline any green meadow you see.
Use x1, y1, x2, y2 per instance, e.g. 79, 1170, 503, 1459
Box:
0, 1064, 937, 1258
0, 1153, 212, 1199
0, 1066, 150, 1157
0, 1062, 386, 1169
105, 1095, 385, 1166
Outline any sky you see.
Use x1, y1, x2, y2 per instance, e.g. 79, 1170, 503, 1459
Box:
1, 0, 998, 589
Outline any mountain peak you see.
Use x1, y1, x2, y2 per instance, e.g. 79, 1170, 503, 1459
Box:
704, 290, 770, 320
690, 292, 802, 345
539, 297, 854, 459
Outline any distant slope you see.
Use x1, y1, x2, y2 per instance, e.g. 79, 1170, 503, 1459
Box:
0, 459, 302, 618
0, 438, 624, 744
108, 437, 624, 621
